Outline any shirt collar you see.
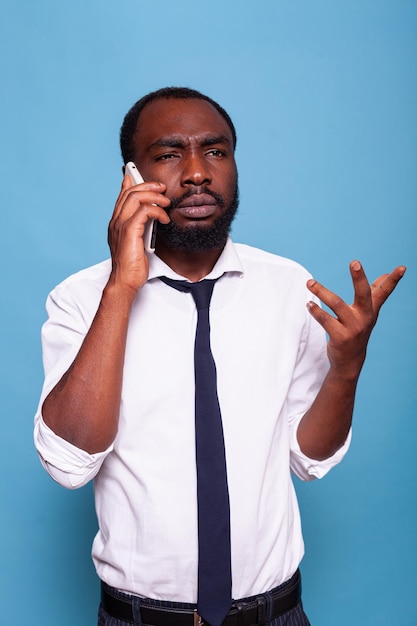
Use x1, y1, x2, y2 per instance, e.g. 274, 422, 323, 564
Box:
147, 237, 244, 282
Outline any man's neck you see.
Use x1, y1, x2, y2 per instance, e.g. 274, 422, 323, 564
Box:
155, 241, 225, 282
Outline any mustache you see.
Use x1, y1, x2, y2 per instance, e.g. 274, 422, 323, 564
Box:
168, 187, 225, 212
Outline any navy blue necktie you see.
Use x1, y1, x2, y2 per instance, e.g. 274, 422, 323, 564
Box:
160, 277, 232, 626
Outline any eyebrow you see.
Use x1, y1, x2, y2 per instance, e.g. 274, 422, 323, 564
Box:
148, 134, 232, 150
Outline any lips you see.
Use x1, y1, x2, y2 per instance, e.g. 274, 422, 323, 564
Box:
174, 194, 217, 219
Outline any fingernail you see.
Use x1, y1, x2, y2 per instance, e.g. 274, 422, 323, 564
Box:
307, 279, 316, 288
352, 260, 361, 271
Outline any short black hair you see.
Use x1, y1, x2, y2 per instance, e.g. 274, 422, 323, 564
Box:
119, 86, 237, 164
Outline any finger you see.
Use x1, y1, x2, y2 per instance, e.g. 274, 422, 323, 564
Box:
350, 260, 372, 311
306, 300, 343, 336
134, 202, 171, 225
119, 189, 171, 215
118, 178, 168, 204
111, 203, 170, 245
112, 183, 169, 223
306, 279, 353, 324
108, 204, 152, 254
371, 266, 406, 310
109, 176, 133, 221
122, 172, 134, 189
116, 174, 165, 201
125, 174, 167, 193
125, 176, 167, 195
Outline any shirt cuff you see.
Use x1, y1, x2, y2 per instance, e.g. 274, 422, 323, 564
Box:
34, 415, 113, 489
290, 416, 352, 481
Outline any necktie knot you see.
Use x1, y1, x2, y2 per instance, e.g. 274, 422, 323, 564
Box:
187, 280, 216, 311
159, 277, 216, 311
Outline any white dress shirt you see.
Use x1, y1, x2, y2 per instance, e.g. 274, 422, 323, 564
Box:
34, 239, 350, 601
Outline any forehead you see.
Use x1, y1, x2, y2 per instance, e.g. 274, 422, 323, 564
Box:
133, 98, 234, 151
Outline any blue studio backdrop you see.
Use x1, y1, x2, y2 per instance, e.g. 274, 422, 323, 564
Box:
1, 2, 416, 625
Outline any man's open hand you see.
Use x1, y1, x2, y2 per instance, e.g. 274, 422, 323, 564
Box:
306, 261, 406, 380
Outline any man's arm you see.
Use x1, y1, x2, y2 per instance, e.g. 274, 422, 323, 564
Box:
41, 175, 170, 454
297, 260, 406, 461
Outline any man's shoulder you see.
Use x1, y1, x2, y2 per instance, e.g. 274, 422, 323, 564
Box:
49, 259, 112, 298
233, 242, 311, 278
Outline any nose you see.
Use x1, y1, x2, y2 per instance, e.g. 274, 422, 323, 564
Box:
181, 152, 211, 187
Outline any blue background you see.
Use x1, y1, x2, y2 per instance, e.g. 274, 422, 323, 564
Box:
1, 1, 416, 624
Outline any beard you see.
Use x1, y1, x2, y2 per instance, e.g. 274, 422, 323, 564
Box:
156, 184, 239, 252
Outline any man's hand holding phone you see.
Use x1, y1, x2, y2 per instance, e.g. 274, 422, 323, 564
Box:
107, 162, 170, 298
125, 162, 159, 253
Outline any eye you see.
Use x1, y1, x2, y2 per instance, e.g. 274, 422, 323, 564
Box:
206, 149, 226, 157
155, 153, 179, 161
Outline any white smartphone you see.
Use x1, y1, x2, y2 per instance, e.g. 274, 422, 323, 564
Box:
124, 161, 157, 253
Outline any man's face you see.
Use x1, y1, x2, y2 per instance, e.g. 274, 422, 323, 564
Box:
131, 98, 238, 252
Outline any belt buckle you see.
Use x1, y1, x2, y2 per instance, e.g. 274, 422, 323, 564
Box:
194, 610, 205, 625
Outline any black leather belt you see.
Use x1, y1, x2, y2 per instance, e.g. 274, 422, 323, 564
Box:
101, 570, 301, 625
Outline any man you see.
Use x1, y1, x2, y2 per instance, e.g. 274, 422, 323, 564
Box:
34, 87, 405, 626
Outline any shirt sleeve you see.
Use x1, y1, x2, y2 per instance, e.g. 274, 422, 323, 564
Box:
287, 296, 352, 481
290, 418, 352, 481
33, 281, 113, 489
34, 416, 112, 489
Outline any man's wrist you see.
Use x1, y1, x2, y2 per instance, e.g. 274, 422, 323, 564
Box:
102, 277, 140, 313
